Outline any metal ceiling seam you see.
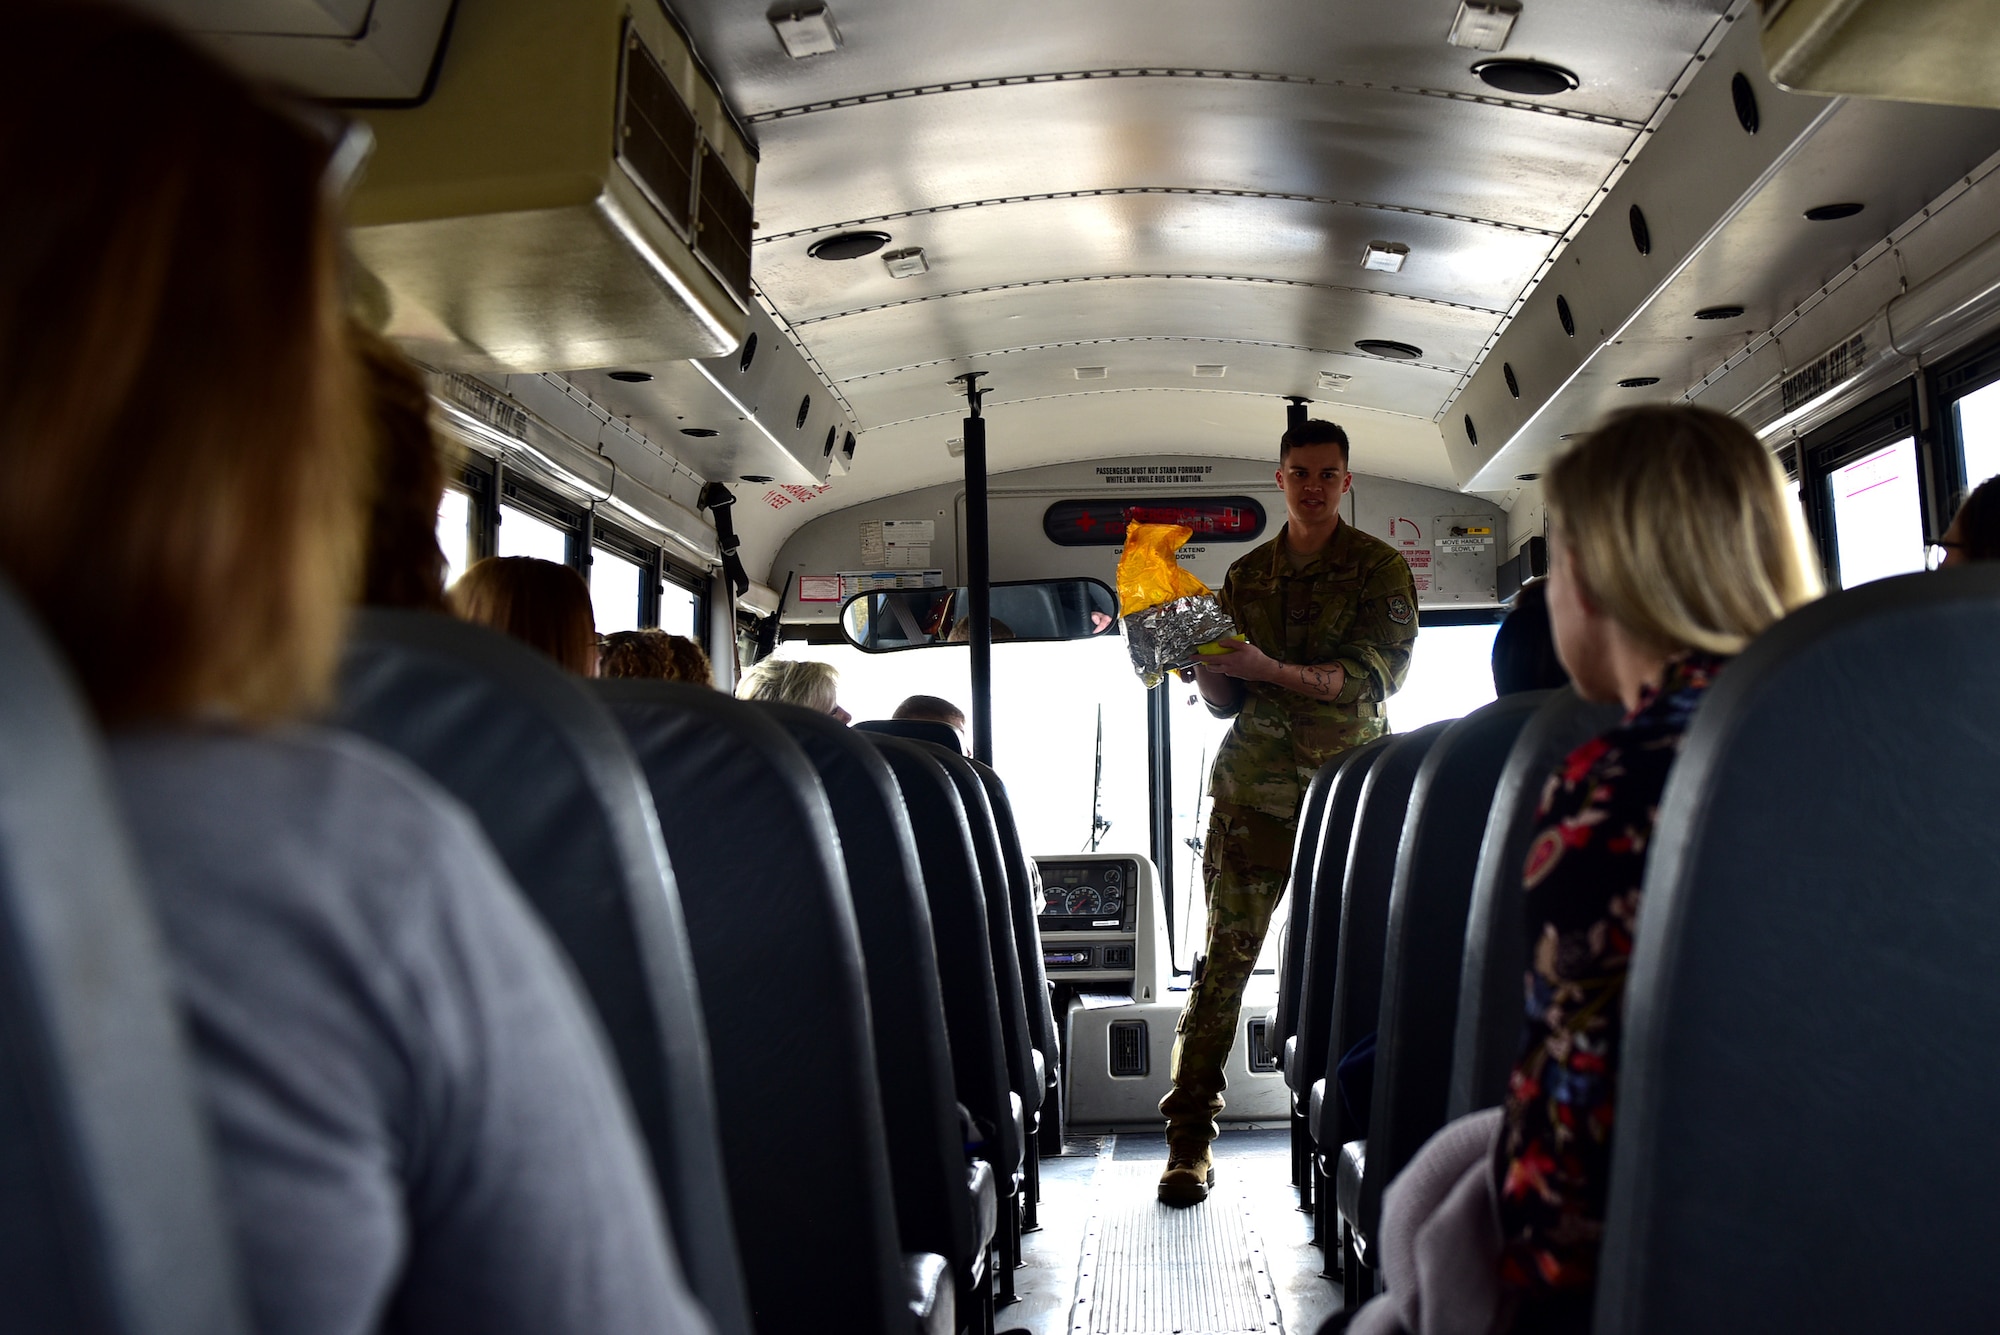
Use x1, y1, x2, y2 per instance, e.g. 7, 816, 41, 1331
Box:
1427, 0, 1756, 422
752, 187, 1569, 246
1680, 146, 2000, 410
862, 384, 1440, 433
789, 273, 1508, 328
751, 284, 857, 423
839, 337, 1466, 384
742, 67, 1648, 130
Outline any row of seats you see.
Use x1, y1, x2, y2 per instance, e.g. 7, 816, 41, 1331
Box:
1, 590, 1061, 1335
1261, 565, 2000, 1330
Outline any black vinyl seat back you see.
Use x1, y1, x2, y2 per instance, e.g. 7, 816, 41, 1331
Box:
333, 611, 749, 1335
856, 718, 964, 753
1447, 688, 1623, 1119
930, 748, 1040, 1114
1598, 569, 2000, 1334
1357, 692, 1549, 1237
871, 738, 1018, 1175
593, 682, 907, 1335
0, 584, 248, 1335
1314, 720, 1452, 1154
757, 703, 975, 1279
1290, 736, 1395, 1099
972, 763, 1060, 1082
1274, 759, 1343, 1056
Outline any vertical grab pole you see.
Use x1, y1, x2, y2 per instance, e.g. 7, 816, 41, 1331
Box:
955, 371, 994, 765
1285, 394, 1311, 436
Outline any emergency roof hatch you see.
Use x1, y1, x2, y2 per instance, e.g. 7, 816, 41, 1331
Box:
346, 0, 758, 372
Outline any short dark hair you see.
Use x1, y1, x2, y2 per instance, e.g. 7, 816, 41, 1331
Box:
1280, 418, 1350, 464
893, 694, 966, 728
1955, 475, 2000, 562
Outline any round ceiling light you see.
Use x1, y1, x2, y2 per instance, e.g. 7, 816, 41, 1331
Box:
1694, 305, 1745, 321
607, 370, 653, 383
1617, 376, 1662, 388
1355, 339, 1423, 360
1471, 59, 1580, 97
808, 230, 891, 260
1804, 202, 1864, 222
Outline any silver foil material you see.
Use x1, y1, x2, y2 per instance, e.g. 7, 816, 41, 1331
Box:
1123, 594, 1237, 688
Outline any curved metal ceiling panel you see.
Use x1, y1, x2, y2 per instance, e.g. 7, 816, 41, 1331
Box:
744, 76, 1641, 238
795, 274, 1493, 387
671, 0, 1728, 126
755, 191, 1550, 319
843, 339, 1463, 429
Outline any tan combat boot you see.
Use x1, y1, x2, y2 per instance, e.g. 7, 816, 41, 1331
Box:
1157, 1134, 1215, 1206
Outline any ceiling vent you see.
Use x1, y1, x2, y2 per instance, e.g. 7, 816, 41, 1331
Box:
348, 0, 754, 372
1193, 364, 1228, 378
808, 231, 889, 260
1355, 339, 1423, 360
1471, 58, 1580, 96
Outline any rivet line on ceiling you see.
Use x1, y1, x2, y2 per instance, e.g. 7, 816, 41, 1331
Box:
839, 336, 1464, 383
753, 186, 1566, 246
791, 273, 1506, 327
867, 384, 1441, 434
745, 68, 1647, 130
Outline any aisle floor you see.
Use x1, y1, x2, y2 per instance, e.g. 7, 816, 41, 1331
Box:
1006, 1126, 1345, 1335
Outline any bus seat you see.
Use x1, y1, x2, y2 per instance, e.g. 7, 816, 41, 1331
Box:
868, 737, 1026, 1301
760, 703, 998, 1330
1288, 735, 1395, 1208
856, 718, 965, 753
0, 581, 249, 1335
1598, 568, 2000, 1334
1307, 721, 1452, 1286
1273, 757, 1343, 1069
332, 611, 752, 1335
1334, 694, 1548, 1298
593, 682, 920, 1335
970, 763, 1065, 1159
1446, 688, 1623, 1121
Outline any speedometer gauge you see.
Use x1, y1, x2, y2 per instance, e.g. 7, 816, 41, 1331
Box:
1064, 886, 1102, 915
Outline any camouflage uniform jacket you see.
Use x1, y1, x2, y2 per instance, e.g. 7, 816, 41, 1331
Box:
1207, 520, 1419, 821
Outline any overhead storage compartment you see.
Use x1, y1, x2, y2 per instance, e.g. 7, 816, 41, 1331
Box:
348, 0, 756, 372
1761, 0, 2000, 110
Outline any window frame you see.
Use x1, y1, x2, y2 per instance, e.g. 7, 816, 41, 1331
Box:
1927, 329, 2000, 512
498, 472, 586, 566
589, 517, 663, 630
1797, 381, 1924, 589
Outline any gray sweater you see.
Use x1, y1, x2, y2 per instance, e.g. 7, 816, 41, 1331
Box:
112, 727, 713, 1335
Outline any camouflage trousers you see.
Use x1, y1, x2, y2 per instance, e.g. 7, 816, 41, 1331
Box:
1160, 798, 1297, 1145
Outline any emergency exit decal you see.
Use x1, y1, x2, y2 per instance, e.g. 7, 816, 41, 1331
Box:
1044, 496, 1267, 547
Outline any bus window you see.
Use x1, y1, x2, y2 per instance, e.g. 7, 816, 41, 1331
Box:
1954, 377, 2000, 491
1386, 623, 1500, 733
591, 544, 643, 635
1828, 438, 1926, 587
435, 487, 470, 588
658, 580, 702, 639
498, 501, 568, 564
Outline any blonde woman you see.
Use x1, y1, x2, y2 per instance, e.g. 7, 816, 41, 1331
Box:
1345, 405, 1820, 1335
736, 657, 850, 722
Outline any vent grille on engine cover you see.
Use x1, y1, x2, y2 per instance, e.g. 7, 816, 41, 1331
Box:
1246, 1018, 1278, 1073
1108, 1020, 1149, 1078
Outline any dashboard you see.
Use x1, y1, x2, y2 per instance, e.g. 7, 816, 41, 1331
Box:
1036, 859, 1135, 931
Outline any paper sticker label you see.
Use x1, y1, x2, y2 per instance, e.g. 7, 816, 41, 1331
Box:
798, 575, 843, 603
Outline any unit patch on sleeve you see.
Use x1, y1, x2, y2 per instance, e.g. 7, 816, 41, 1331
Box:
1387, 594, 1414, 625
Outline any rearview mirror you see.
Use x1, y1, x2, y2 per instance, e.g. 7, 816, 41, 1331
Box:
839, 578, 1119, 652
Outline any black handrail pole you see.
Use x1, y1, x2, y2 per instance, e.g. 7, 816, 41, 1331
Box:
955, 372, 994, 764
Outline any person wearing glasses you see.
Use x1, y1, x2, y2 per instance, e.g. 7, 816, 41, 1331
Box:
1929, 474, 2000, 569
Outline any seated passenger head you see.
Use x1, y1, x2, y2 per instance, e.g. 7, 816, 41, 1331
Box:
1544, 404, 1821, 705
737, 658, 846, 721
1490, 578, 1571, 696
449, 557, 599, 676
893, 694, 968, 750
1936, 475, 2000, 568
0, 4, 368, 727
355, 323, 449, 613
600, 628, 712, 685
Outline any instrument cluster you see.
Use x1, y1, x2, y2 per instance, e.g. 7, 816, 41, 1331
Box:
1035, 859, 1134, 930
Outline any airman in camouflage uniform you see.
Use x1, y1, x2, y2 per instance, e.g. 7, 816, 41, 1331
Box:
1160, 421, 1418, 1204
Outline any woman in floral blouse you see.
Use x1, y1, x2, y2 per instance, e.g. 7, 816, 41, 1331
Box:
1493, 405, 1822, 1332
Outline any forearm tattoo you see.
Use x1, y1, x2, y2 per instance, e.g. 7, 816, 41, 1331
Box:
1296, 664, 1341, 697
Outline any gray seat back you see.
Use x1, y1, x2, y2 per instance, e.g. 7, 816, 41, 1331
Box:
0, 583, 247, 1335
754, 704, 976, 1280
871, 738, 1019, 1175
1314, 721, 1452, 1155
1290, 736, 1395, 1099
333, 611, 749, 1335
973, 764, 1060, 1092
1446, 688, 1623, 1119
1359, 693, 1549, 1235
1598, 568, 2000, 1334
594, 683, 908, 1335
1274, 759, 1342, 1055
